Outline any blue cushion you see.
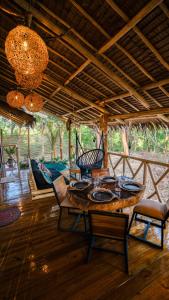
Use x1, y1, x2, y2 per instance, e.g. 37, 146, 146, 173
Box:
41, 171, 53, 185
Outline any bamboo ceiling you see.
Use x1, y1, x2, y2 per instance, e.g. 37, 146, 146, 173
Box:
1, 0, 169, 127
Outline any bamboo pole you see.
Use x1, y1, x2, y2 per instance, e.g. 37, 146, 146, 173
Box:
106, 0, 169, 72
109, 107, 169, 121
98, 0, 163, 54
27, 127, 31, 158
68, 123, 72, 167
121, 128, 129, 155
102, 115, 108, 168
14, 0, 150, 109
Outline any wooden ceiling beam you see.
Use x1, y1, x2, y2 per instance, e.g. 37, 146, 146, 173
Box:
159, 86, 169, 98
66, 2, 152, 106
69, 0, 110, 39
64, 60, 90, 85
143, 90, 162, 107
157, 114, 169, 122
120, 98, 140, 111
143, 78, 169, 90
115, 44, 155, 81
99, 0, 163, 54
14, 0, 150, 109
106, 0, 169, 71
44, 74, 109, 114
109, 107, 169, 121
37, 1, 139, 87
99, 78, 169, 105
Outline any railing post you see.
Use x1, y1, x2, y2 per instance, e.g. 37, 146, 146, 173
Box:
143, 162, 147, 185
101, 114, 108, 168
123, 157, 126, 176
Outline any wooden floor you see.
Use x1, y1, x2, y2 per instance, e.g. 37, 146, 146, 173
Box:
1, 172, 169, 300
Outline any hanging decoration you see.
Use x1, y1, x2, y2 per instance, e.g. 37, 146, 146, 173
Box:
15, 71, 43, 89
6, 90, 24, 109
5, 25, 48, 75
24, 92, 44, 112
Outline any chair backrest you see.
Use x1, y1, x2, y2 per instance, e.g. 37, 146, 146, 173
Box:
76, 149, 104, 169
53, 175, 67, 206
91, 168, 110, 178
88, 210, 129, 240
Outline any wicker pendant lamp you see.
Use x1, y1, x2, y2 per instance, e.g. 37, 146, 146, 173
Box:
24, 92, 44, 112
6, 90, 24, 108
15, 71, 43, 89
5, 25, 48, 75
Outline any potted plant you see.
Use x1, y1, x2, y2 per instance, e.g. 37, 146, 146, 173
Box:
4, 146, 16, 168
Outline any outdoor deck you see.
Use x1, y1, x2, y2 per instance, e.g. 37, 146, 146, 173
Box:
1, 171, 169, 300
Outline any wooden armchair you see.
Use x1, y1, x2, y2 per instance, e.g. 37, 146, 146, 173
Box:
91, 168, 110, 178
53, 176, 87, 232
87, 210, 129, 273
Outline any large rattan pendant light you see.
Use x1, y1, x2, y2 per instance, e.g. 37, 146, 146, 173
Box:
5, 25, 48, 75
6, 90, 24, 108
24, 92, 44, 112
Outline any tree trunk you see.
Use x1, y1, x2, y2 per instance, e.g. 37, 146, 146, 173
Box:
121, 128, 129, 155
17, 127, 21, 163
68, 124, 72, 166
27, 127, 30, 158
52, 142, 57, 159
95, 126, 101, 148
41, 135, 45, 159
59, 128, 64, 160
101, 115, 108, 168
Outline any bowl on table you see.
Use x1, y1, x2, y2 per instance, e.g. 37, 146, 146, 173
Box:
69, 180, 91, 191
88, 187, 117, 203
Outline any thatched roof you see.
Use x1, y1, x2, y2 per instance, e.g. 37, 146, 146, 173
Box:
0, 100, 36, 126
1, 0, 169, 127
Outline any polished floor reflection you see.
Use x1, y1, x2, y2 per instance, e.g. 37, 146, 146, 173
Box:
0, 172, 169, 299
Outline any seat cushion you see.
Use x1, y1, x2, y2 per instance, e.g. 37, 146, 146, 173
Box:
134, 199, 168, 220
33, 169, 53, 190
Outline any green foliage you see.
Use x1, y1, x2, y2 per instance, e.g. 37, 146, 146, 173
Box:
4, 146, 15, 157
1, 116, 169, 159
19, 161, 29, 169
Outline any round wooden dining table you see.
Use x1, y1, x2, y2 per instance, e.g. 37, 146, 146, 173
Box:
68, 181, 145, 212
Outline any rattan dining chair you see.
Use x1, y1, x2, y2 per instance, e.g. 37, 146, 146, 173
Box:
128, 199, 169, 249
53, 176, 87, 232
86, 210, 129, 273
91, 168, 110, 178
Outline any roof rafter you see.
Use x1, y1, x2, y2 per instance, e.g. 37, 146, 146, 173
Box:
106, 0, 169, 71
109, 107, 169, 121
71, 0, 155, 82
99, 0, 163, 54
14, 0, 150, 109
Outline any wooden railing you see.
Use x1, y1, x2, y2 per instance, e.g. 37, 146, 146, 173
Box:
108, 152, 169, 203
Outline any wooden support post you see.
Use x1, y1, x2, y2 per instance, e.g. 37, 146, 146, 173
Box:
27, 127, 31, 158
121, 128, 129, 155
95, 125, 101, 148
68, 122, 72, 167
59, 127, 64, 160
101, 115, 108, 168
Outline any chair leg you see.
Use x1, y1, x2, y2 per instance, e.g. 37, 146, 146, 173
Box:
128, 212, 135, 234
86, 236, 95, 263
83, 212, 88, 233
58, 207, 63, 230
161, 221, 164, 249
124, 238, 129, 274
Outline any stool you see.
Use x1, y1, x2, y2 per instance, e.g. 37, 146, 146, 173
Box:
128, 199, 169, 249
